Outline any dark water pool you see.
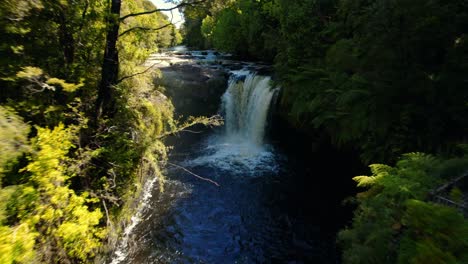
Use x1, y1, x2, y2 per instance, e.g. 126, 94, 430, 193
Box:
110, 126, 362, 264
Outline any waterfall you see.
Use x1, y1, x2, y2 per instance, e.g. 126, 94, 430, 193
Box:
184, 70, 280, 173
222, 71, 278, 146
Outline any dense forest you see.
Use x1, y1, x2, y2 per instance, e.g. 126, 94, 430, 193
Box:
1, 0, 468, 263
0, 0, 186, 262
182, 0, 468, 263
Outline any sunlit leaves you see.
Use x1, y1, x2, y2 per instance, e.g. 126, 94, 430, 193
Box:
15, 66, 84, 93
353, 164, 392, 187
0, 223, 37, 264
46, 78, 84, 92
22, 124, 105, 262
201, 15, 214, 37
15, 66, 43, 79
0, 0, 182, 262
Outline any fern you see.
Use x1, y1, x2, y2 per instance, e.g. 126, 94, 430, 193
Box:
341, 153, 468, 264
353, 175, 380, 187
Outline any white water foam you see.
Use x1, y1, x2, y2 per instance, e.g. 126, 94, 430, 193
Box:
183, 135, 278, 174
109, 174, 159, 264
183, 70, 280, 174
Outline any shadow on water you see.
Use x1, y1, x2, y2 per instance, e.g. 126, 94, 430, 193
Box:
116, 124, 364, 264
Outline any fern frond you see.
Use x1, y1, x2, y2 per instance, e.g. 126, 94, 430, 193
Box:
369, 164, 392, 175
353, 175, 381, 187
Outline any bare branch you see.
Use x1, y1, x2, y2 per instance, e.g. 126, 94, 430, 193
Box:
167, 162, 220, 187
23, 76, 56, 93
117, 62, 161, 84
179, 129, 204, 134
102, 200, 111, 227
119, 22, 174, 37
119, 0, 205, 22
430, 170, 468, 196
91, 192, 120, 206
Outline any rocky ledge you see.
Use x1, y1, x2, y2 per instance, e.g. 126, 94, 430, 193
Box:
152, 59, 228, 117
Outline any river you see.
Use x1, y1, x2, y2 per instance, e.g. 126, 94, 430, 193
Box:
109, 49, 362, 264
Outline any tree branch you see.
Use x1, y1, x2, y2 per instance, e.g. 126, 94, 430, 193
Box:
179, 129, 204, 134
119, 22, 174, 37
430, 171, 468, 196
102, 200, 111, 227
167, 162, 220, 187
156, 115, 223, 139
116, 62, 162, 84
78, 0, 89, 30
119, 0, 205, 22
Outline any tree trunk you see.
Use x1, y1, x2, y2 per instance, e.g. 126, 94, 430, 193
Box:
96, 0, 121, 120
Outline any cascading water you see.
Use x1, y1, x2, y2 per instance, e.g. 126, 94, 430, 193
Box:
183, 70, 280, 173
223, 71, 278, 145
109, 69, 280, 263
107, 51, 347, 264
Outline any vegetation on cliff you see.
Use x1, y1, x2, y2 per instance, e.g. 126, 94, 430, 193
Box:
0, 0, 185, 262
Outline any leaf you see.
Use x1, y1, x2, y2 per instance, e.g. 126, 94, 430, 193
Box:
46, 78, 84, 93
353, 175, 380, 187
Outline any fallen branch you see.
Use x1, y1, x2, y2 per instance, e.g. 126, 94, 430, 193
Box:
167, 162, 220, 187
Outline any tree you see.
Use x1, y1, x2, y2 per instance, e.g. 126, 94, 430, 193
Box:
95, 0, 206, 120
95, 0, 121, 120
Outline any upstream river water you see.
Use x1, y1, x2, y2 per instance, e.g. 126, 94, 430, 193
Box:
109, 49, 361, 264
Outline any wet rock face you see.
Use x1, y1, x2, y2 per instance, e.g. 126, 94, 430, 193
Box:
151, 47, 272, 118
155, 64, 228, 117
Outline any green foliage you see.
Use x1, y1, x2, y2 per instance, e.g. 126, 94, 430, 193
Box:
0, 222, 37, 264
398, 200, 468, 264
15, 66, 44, 80
182, 0, 213, 48
8, 66, 86, 128
46, 78, 84, 93
0, 0, 182, 262
183, 0, 278, 59
25, 125, 104, 262
120, 0, 175, 55
201, 15, 215, 38
339, 153, 468, 264
0, 107, 29, 182
93, 0, 178, 197
211, 8, 244, 53
187, 0, 468, 162
450, 187, 464, 203
184, 1, 468, 263
0, 125, 105, 263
